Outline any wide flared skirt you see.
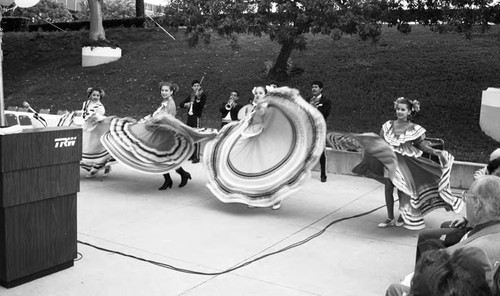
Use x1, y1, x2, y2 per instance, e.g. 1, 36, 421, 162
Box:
204, 87, 326, 207
352, 134, 463, 230
101, 114, 216, 174
58, 112, 116, 172
81, 117, 116, 172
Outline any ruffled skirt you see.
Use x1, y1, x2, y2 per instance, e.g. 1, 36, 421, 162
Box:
101, 114, 216, 174
204, 87, 326, 207
352, 134, 463, 230
58, 112, 116, 172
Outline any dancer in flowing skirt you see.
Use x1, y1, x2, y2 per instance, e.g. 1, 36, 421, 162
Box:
75, 87, 116, 178
352, 97, 463, 230
101, 81, 216, 189
204, 86, 326, 209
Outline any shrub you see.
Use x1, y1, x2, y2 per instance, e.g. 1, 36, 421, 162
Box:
1, 17, 31, 32
13, 0, 74, 24
76, 0, 135, 20
27, 17, 146, 32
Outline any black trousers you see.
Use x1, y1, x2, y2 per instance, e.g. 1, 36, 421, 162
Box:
187, 115, 200, 160
415, 221, 471, 265
320, 150, 326, 178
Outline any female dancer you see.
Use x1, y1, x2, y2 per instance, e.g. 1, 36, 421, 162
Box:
204, 86, 326, 210
353, 97, 462, 230
153, 81, 191, 189
101, 81, 216, 190
80, 87, 116, 178
237, 86, 266, 121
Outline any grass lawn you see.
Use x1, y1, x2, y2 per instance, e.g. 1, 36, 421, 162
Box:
3, 25, 500, 163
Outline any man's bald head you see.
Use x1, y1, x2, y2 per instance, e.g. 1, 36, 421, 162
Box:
467, 176, 500, 226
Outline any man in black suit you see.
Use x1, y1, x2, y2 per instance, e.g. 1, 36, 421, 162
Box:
180, 80, 206, 163
310, 80, 332, 182
219, 90, 243, 128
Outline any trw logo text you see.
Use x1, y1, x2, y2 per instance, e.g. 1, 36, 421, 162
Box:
54, 137, 77, 148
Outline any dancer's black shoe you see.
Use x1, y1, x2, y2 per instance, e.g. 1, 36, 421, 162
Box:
176, 168, 191, 188
159, 173, 173, 190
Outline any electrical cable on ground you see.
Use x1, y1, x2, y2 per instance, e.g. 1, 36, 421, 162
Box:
77, 201, 390, 276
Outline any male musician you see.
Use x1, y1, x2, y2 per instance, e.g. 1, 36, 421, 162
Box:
310, 81, 332, 182
219, 90, 242, 128
180, 79, 207, 163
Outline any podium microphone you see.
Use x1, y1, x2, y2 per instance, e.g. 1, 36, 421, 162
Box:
23, 102, 48, 127
22, 101, 38, 114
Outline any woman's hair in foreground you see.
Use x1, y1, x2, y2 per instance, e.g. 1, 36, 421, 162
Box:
159, 81, 179, 93
492, 264, 500, 296
393, 97, 420, 117
411, 248, 492, 296
87, 87, 105, 99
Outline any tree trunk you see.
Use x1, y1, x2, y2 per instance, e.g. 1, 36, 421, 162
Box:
268, 39, 294, 81
136, 0, 145, 18
89, 0, 106, 41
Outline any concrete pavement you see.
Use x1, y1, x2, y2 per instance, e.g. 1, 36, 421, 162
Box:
0, 162, 465, 296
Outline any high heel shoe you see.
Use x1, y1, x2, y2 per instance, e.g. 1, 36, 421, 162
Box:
85, 169, 98, 178
103, 165, 111, 178
178, 172, 191, 188
159, 173, 173, 190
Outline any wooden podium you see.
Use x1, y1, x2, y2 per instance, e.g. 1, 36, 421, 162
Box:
0, 127, 81, 288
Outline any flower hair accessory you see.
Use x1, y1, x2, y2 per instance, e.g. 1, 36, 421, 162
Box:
411, 100, 420, 113
394, 97, 420, 113
87, 87, 105, 99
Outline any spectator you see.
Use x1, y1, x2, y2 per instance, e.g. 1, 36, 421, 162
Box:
474, 148, 500, 179
386, 175, 500, 295
415, 155, 500, 263
411, 248, 493, 296
493, 263, 500, 296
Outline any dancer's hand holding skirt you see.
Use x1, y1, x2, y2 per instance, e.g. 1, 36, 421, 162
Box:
350, 133, 463, 230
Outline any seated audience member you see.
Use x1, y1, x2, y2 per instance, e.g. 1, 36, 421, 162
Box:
386, 175, 500, 296
415, 156, 500, 263
411, 248, 493, 296
488, 157, 500, 177
493, 264, 500, 296
474, 148, 500, 179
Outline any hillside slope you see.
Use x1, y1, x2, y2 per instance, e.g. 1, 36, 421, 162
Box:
3, 26, 500, 162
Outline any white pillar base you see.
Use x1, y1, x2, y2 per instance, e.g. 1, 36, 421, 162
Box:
82, 46, 122, 67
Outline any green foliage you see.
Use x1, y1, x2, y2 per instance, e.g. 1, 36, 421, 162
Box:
163, 0, 384, 46
26, 17, 146, 32
3, 27, 500, 162
77, 0, 135, 20
13, 0, 73, 24
391, 0, 500, 38
162, 0, 384, 80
